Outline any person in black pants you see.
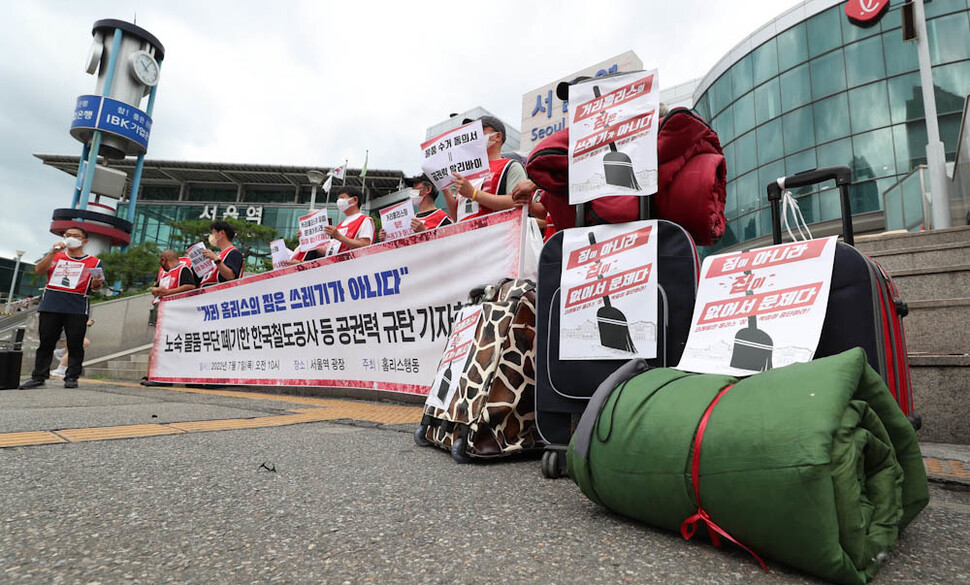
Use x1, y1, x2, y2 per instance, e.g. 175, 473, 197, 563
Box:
20, 226, 104, 389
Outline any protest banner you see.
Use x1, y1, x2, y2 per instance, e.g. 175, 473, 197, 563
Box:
559, 221, 658, 360
187, 242, 216, 279
270, 239, 293, 270
424, 305, 484, 410
568, 70, 660, 204
379, 200, 416, 241
420, 120, 489, 192
151, 209, 531, 395
298, 209, 331, 252
676, 237, 838, 376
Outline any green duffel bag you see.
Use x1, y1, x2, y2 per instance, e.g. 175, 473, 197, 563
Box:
567, 348, 928, 585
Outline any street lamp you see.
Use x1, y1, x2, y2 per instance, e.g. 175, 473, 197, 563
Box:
306, 170, 326, 210
4, 250, 26, 314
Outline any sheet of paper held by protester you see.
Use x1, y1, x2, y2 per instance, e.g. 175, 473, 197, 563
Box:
298, 209, 331, 252
568, 70, 660, 205
187, 242, 216, 279
150, 209, 530, 395
559, 220, 658, 360
676, 236, 838, 376
424, 305, 484, 411
270, 239, 293, 270
421, 119, 488, 221
380, 200, 416, 241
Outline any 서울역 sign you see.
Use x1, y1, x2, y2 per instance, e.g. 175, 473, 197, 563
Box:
845, 0, 890, 27
70, 94, 153, 153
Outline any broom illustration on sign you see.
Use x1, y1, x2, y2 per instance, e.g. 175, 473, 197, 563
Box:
729, 271, 774, 372
587, 232, 637, 353
435, 359, 454, 404
592, 85, 641, 190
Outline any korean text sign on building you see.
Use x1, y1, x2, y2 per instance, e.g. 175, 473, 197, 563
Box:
568, 70, 660, 204
677, 237, 837, 376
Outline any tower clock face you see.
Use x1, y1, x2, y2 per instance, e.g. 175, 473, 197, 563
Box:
130, 51, 160, 87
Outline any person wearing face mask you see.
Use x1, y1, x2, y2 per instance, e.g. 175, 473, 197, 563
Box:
377, 175, 453, 242
323, 186, 375, 256
19, 226, 104, 389
141, 249, 198, 387
444, 115, 527, 223
199, 220, 244, 288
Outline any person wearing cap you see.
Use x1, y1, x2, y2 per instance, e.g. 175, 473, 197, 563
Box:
324, 186, 375, 256
444, 115, 527, 223
378, 175, 453, 242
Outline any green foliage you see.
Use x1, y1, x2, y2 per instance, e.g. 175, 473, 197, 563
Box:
168, 217, 279, 260
96, 241, 161, 292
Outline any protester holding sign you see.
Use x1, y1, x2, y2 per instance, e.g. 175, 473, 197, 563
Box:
324, 186, 375, 256
377, 175, 453, 242
199, 221, 244, 288
442, 116, 526, 222
142, 249, 198, 387
19, 225, 104, 389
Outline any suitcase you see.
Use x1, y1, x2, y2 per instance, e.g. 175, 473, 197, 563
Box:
414, 279, 544, 462
535, 198, 699, 477
0, 328, 25, 390
767, 166, 920, 428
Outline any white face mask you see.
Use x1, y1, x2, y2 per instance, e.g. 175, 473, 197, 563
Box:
63, 237, 83, 249
409, 189, 424, 206
336, 198, 351, 214
207, 233, 219, 247
486, 133, 500, 148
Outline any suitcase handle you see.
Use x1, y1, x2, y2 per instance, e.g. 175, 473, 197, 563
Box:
766, 166, 854, 247
576, 194, 653, 228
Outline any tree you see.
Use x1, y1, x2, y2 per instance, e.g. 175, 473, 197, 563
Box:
168, 217, 280, 267
96, 241, 161, 291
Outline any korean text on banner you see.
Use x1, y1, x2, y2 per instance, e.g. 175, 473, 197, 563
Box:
568, 70, 660, 205
425, 305, 484, 411
420, 120, 489, 192
150, 209, 525, 395
298, 209, 331, 252
676, 236, 838, 376
559, 221, 658, 360
270, 239, 293, 270
187, 242, 216, 279
380, 200, 416, 241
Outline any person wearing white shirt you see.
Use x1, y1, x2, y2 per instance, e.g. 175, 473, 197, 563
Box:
324, 186, 375, 256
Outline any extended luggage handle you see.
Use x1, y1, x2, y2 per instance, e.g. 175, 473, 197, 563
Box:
766, 166, 854, 246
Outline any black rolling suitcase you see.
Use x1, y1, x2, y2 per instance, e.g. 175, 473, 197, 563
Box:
767, 166, 919, 428
535, 199, 699, 477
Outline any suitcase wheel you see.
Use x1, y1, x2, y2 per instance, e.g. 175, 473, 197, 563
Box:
450, 437, 471, 464
413, 425, 431, 447
541, 450, 564, 479
908, 413, 922, 431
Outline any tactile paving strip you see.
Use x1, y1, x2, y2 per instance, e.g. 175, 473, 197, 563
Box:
924, 457, 969, 484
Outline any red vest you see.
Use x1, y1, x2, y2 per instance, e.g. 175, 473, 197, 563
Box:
459, 158, 514, 222
45, 252, 101, 295
327, 214, 371, 256
419, 208, 451, 230
199, 246, 241, 286
153, 263, 192, 305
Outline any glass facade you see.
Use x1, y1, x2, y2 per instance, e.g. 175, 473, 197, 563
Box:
693, 0, 970, 253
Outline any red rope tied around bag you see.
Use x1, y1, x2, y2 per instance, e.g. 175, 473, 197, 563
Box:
679, 384, 769, 573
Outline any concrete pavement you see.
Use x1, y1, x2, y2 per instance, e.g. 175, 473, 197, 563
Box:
0, 380, 967, 584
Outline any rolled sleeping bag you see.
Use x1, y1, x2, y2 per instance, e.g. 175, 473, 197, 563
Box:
567, 348, 928, 585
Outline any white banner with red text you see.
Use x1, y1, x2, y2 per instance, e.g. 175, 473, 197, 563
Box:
676, 236, 837, 376
150, 210, 527, 395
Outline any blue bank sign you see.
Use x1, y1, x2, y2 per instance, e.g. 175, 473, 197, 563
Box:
519, 51, 643, 149
70, 94, 152, 153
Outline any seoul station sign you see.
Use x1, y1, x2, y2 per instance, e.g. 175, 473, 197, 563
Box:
845, 0, 890, 26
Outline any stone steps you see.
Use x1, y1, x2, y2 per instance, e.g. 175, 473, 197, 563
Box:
865, 242, 970, 273
911, 354, 970, 444
854, 225, 970, 253
891, 265, 970, 304
905, 299, 970, 355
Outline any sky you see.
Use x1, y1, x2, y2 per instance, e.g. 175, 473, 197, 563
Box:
0, 0, 805, 262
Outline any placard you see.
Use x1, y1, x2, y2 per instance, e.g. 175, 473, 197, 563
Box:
50, 259, 86, 290
677, 237, 838, 376
298, 209, 332, 252
270, 239, 293, 270
559, 221, 658, 360
379, 200, 416, 241
187, 242, 216, 279
425, 305, 483, 411
420, 120, 489, 192
568, 70, 659, 204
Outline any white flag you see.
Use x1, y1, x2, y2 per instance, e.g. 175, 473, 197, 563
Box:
322, 174, 334, 194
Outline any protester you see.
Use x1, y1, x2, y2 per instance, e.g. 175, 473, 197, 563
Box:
509, 179, 555, 240
378, 175, 453, 242
199, 220, 243, 287
20, 226, 103, 389
444, 115, 527, 222
324, 186, 375, 256
142, 249, 197, 387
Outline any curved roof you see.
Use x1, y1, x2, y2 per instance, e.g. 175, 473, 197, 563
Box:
693, 0, 843, 102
